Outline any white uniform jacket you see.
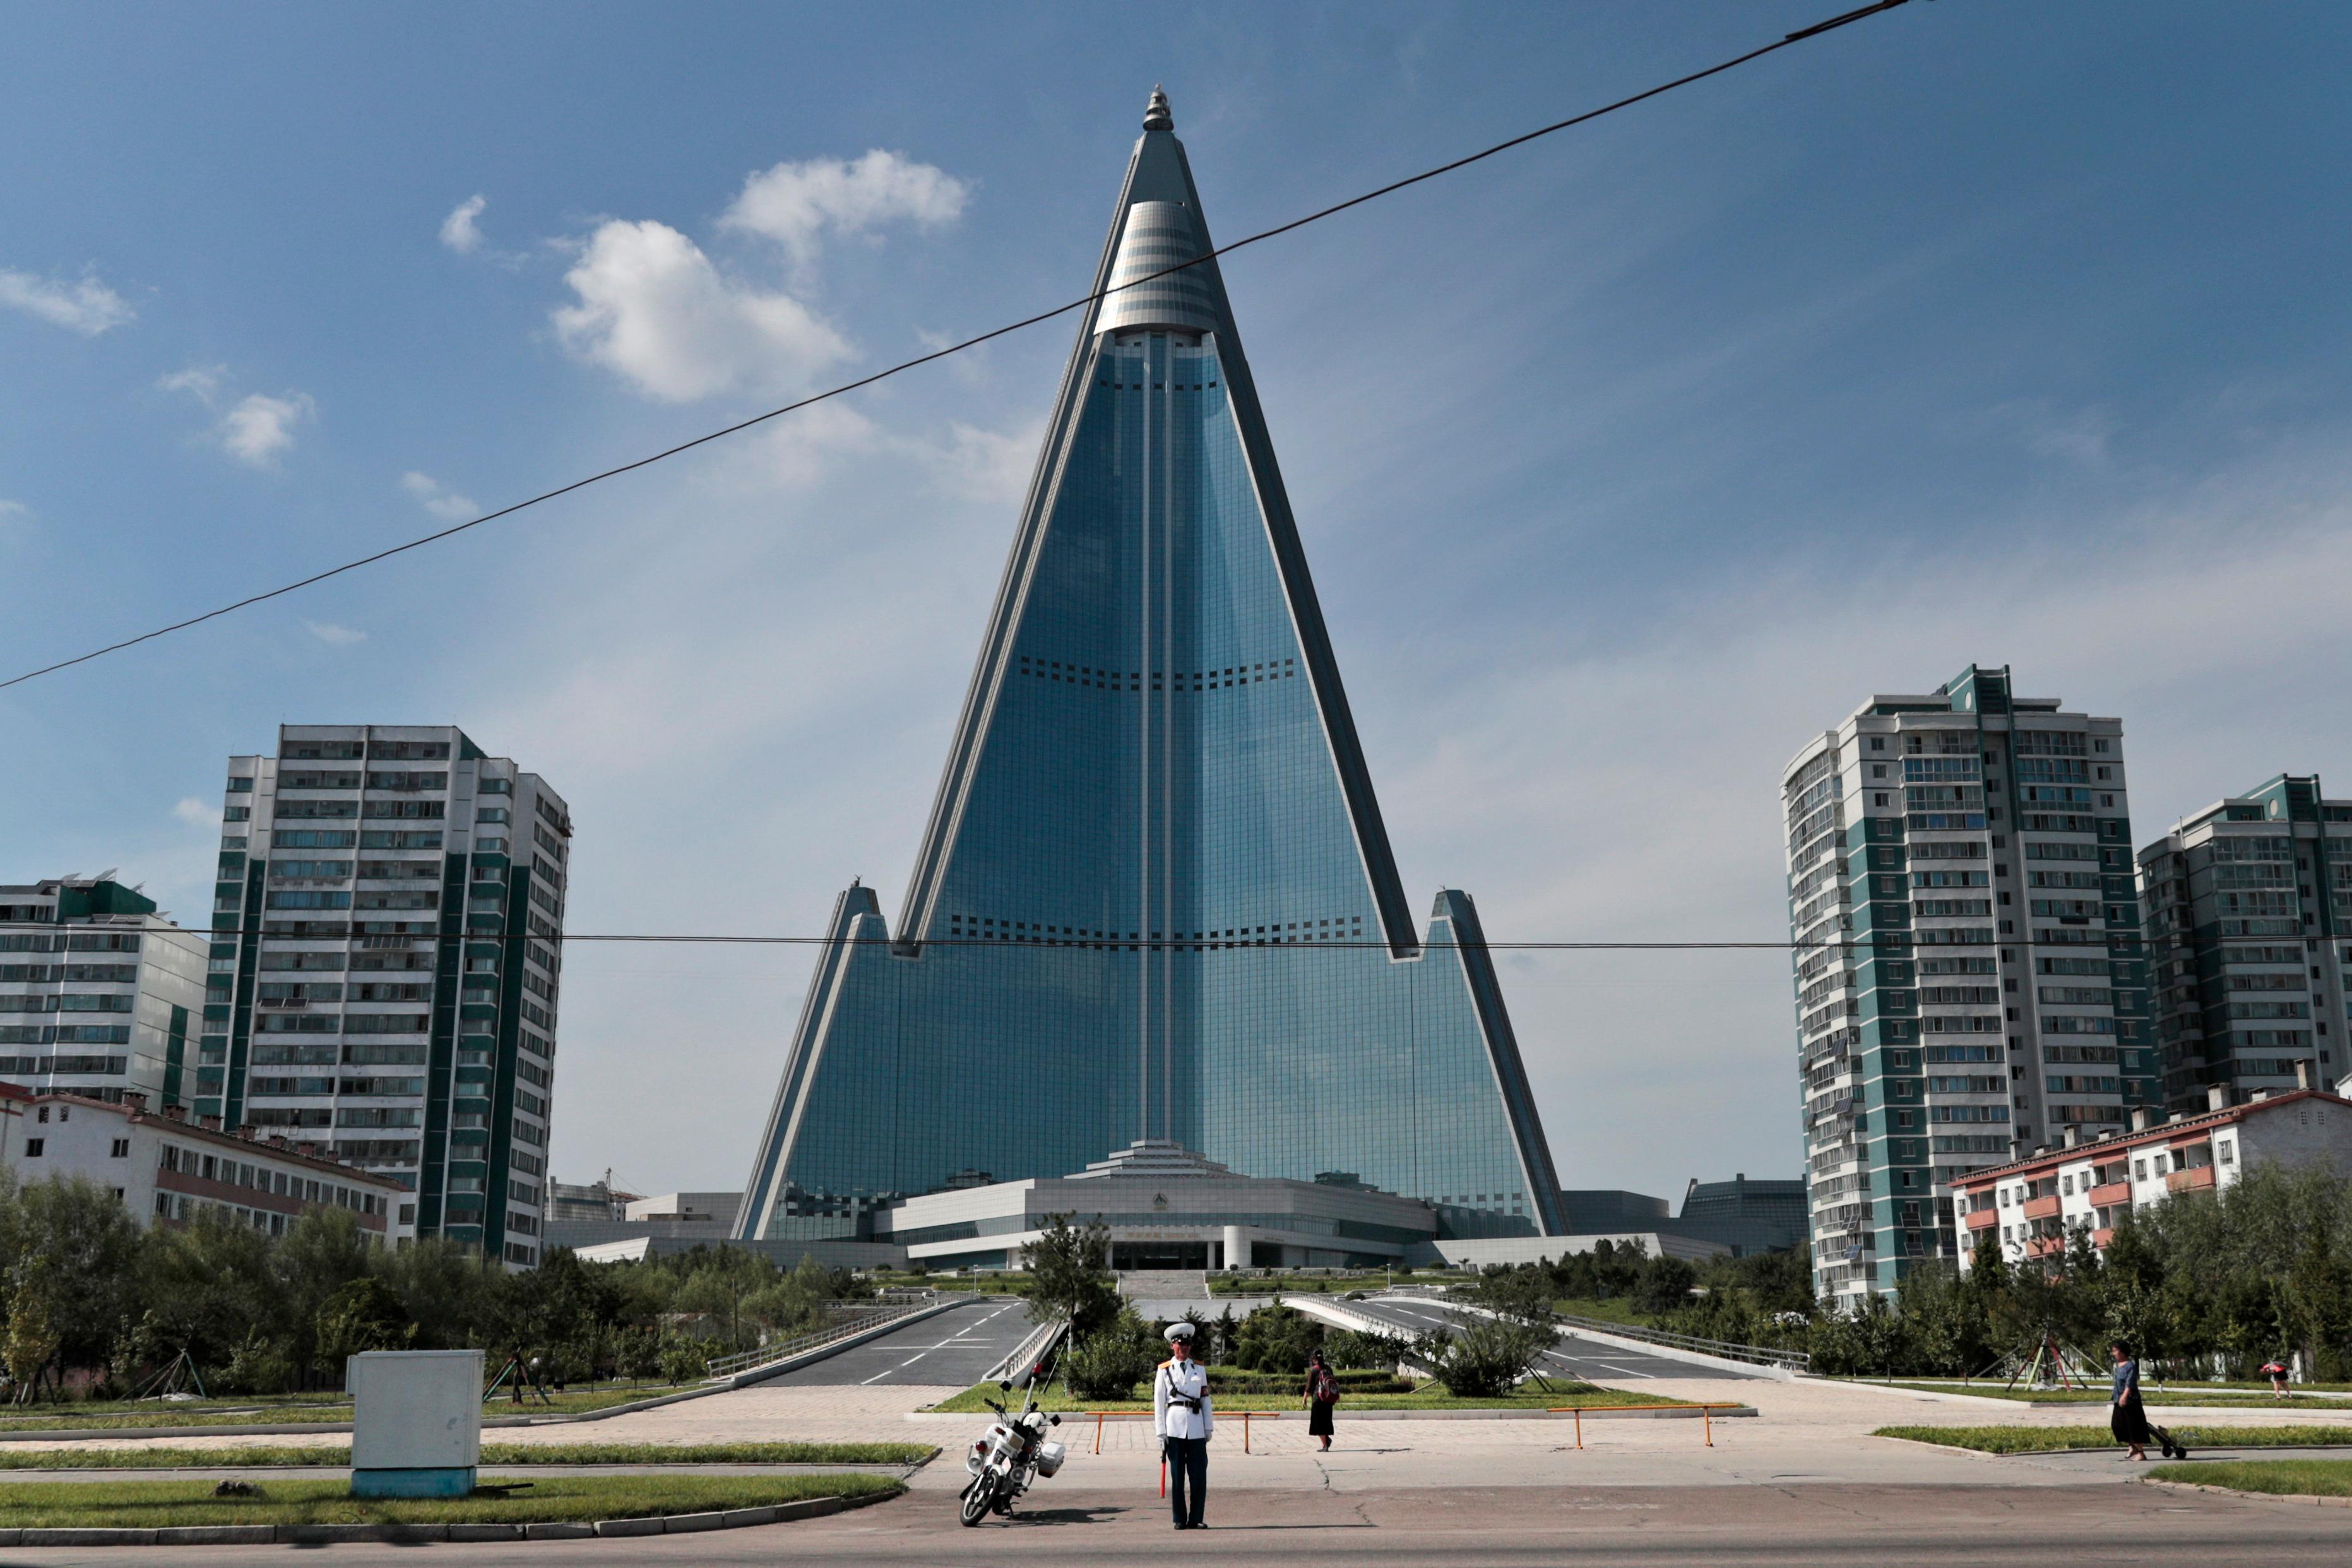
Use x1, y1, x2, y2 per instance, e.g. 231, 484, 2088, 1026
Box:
1153, 1358, 1214, 1440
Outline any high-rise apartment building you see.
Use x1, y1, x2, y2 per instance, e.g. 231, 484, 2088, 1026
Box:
2141, 775, 2352, 1111
1782, 667, 2158, 1301
735, 90, 1565, 1244
209, 726, 568, 1264
0, 877, 206, 1108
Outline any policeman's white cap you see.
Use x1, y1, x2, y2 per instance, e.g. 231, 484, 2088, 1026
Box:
1164, 1322, 1196, 1342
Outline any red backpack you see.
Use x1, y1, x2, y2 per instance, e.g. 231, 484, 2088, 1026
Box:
1311, 1366, 1338, 1404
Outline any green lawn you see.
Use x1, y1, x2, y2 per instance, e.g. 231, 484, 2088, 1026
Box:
2148, 1458, 2352, 1496
930, 1378, 1686, 1414
0, 1441, 935, 1471
1875, 1424, 2352, 1455
0, 1381, 704, 1434
1867, 1382, 2352, 1408
0, 1473, 901, 1528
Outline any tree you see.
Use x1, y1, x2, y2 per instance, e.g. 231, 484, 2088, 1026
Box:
270, 1207, 375, 1375
378, 1237, 501, 1352
3, 1296, 59, 1404
1230, 1299, 1322, 1373
1470, 1265, 1557, 1329
1019, 1215, 1118, 1339
316, 1276, 417, 1373
136, 1210, 285, 1382
0, 1175, 146, 1377
1632, 1256, 1698, 1317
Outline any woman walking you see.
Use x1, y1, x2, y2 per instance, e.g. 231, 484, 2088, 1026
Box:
2110, 1342, 2185, 1461
1303, 1348, 1339, 1452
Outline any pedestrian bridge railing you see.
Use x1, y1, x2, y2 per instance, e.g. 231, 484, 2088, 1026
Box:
1551, 1311, 1810, 1373
702, 1292, 941, 1381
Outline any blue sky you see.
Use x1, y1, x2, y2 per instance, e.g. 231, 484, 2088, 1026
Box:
6, 2, 2351, 1203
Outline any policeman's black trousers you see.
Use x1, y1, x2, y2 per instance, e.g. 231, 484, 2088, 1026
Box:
1166, 1435, 1207, 1526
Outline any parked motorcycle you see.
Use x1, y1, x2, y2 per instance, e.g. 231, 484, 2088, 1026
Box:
959, 1378, 1066, 1525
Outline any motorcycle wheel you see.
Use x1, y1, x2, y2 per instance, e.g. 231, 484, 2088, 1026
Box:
959, 1478, 994, 1527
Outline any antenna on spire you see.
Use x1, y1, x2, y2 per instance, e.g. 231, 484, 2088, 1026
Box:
1143, 85, 1172, 133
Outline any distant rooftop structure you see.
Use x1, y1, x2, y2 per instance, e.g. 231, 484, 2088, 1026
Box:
1067, 1139, 1233, 1181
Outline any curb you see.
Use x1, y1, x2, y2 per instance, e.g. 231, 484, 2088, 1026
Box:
2143, 1477, 2352, 1509
0, 1489, 893, 1547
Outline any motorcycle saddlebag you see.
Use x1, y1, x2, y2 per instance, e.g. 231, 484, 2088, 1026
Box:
1035, 1440, 1067, 1478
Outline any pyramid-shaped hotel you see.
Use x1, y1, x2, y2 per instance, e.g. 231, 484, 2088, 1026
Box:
735, 90, 1566, 1247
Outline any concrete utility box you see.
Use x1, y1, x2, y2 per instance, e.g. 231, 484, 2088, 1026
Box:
348, 1349, 484, 1499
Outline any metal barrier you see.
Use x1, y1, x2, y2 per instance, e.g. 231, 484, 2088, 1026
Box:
702, 1292, 941, 1381
1552, 1402, 1743, 1449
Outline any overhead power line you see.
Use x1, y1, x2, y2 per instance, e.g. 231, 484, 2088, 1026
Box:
0, 0, 1913, 693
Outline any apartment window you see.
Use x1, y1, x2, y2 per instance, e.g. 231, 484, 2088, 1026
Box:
24, 1139, 42, 1158
2218, 1137, 2235, 1165
1870, 737, 1886, 752
109, 1138, 129, 1158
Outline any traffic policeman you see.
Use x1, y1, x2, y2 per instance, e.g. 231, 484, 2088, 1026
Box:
1153, 1321, 1214, 1529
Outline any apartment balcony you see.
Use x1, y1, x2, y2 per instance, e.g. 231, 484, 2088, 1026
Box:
2088, 1181, 2132, 1207
1964, 1206, 1999, 1232
2025, 1234, 2066, 1259
2021, 1195, 2061, 1221
2092, 1227, 2114, 1249
2166, 1166, 2216, 1194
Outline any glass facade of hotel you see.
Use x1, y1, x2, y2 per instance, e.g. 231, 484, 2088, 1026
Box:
737, 95, 1564, 1244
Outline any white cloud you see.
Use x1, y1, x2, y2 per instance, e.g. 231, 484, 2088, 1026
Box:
401, 470, 480, 521
552, 219, 853, 402
439, 193, 488, 255
303, 621, 366, 646
157, 365, 226, 402
0, 266, 134, 335
159, 369, 314, 466
171, 797, 222, 829
720, 150, 970, 265
0, 499, 27, 521
218, 392, 314, 467
716, 404, 1038, 504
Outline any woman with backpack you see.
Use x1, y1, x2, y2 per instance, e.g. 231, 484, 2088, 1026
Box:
1303, 1348, 1339, 1451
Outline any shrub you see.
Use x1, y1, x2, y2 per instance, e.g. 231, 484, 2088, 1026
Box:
1063, 1309, 1159, 1400
1322, 1327, 1414, 1371
658, 1338, 710, 1385
1425, 1320, 1548, 1398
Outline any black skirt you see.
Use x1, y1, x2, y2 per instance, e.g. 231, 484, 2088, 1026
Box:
2111, 1395, 2153, 1446
1308, 1401, 1335, 1437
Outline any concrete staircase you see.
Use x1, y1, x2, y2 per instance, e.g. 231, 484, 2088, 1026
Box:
1118, 1270, 1209, 1301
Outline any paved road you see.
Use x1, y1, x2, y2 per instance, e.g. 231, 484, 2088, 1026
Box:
1346, 1296, 1767, 1383
31, 1483, 2352, 1565
770, 1297, 1031, 1388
